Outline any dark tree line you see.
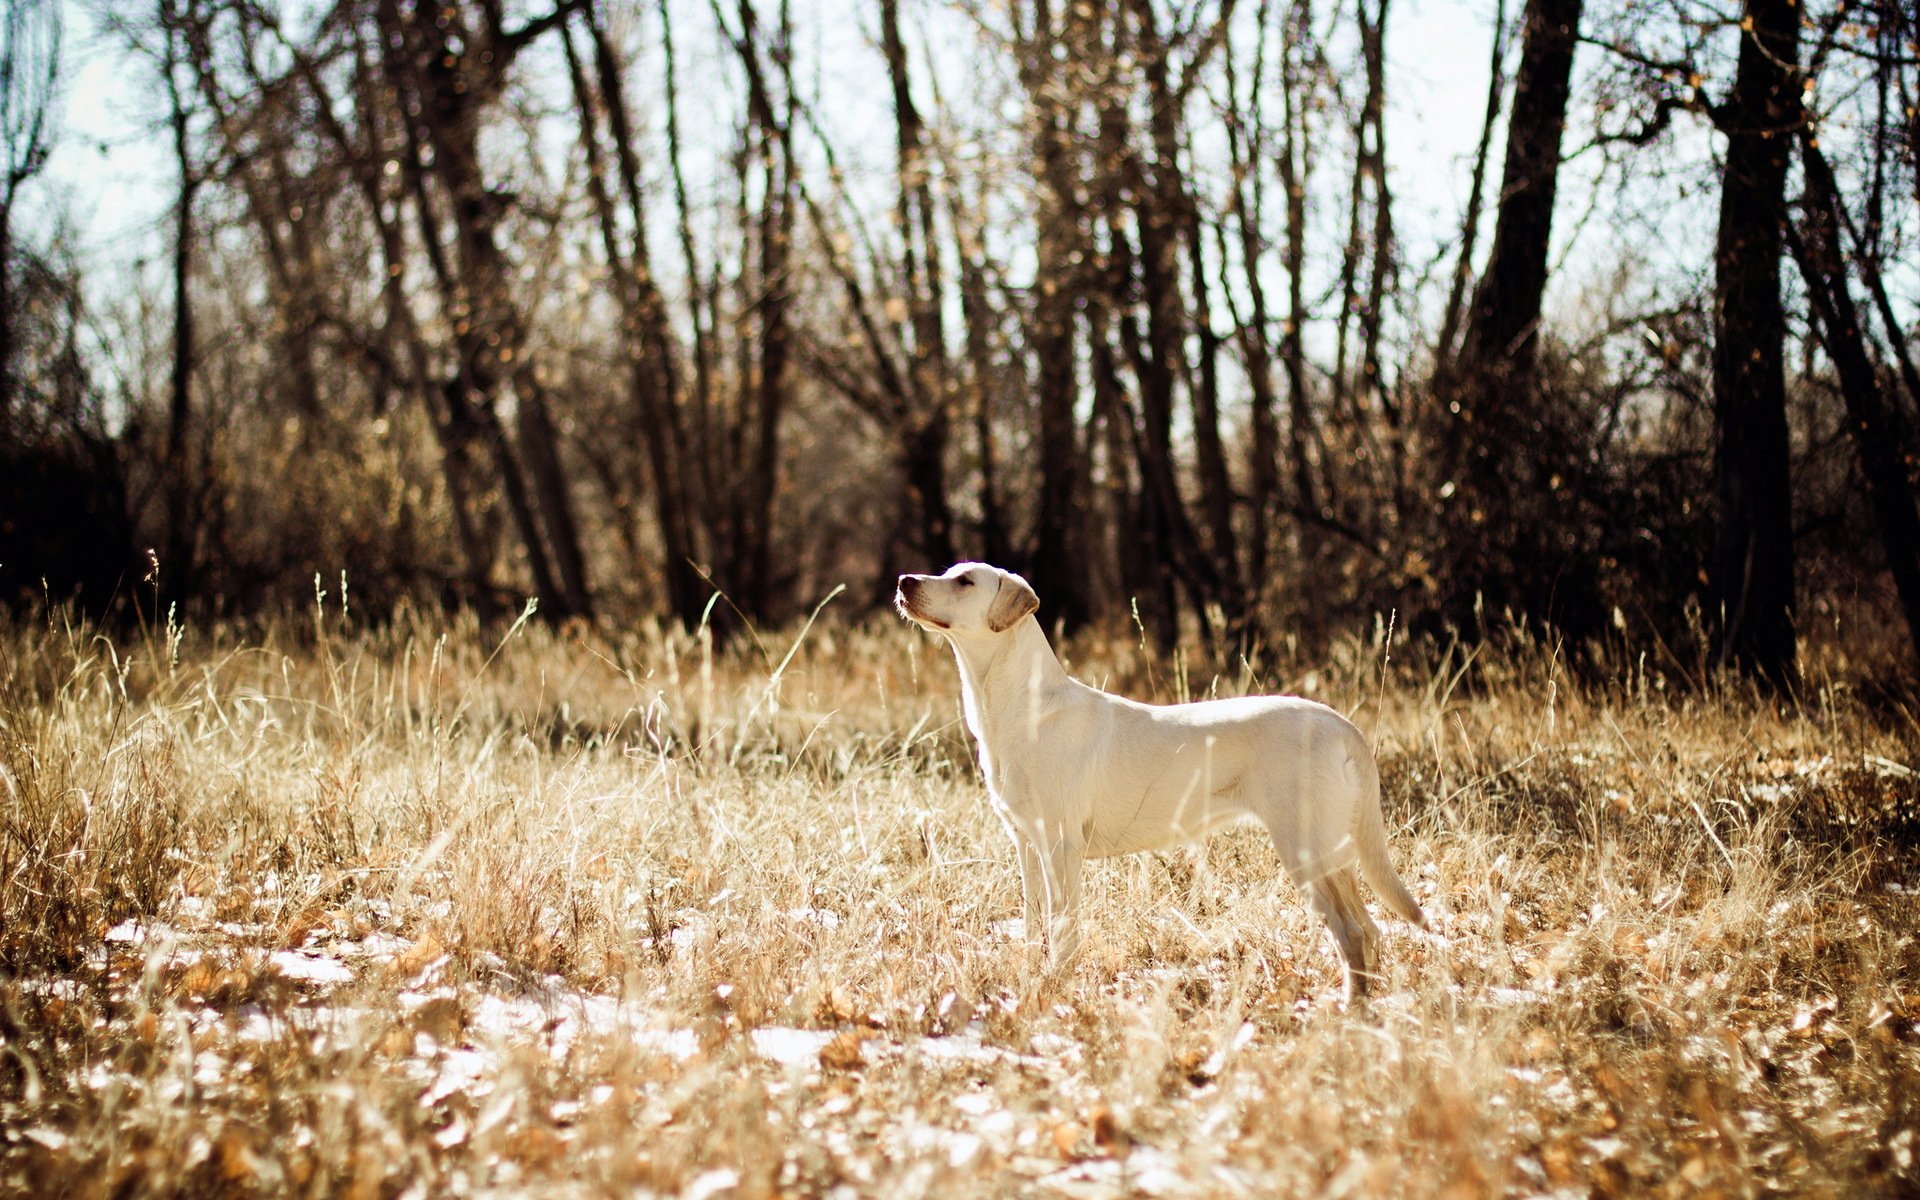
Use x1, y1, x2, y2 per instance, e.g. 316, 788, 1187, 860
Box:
2, 0, 1917, 687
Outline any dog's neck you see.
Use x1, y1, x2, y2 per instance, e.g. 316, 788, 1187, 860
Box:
945, 616, 1066, 750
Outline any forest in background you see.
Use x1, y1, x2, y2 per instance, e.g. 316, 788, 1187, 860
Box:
2, 0, 1917, 688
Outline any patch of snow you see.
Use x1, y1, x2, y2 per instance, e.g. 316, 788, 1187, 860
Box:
902, 1124, 984, 1169
952, 1091, 998, 1116
683, 1167, 740, 1200
423, 1047, 494, 1107
1028, 1031, 1082, 1060
268, 951, 354, 986
918, 1028, 1049, 1068
636, 1027, 699, 1061
750, 1027, 834, 1067
105, 920, 174, 944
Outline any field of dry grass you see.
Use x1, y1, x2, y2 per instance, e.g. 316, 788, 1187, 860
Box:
2, 595, 1917, 1198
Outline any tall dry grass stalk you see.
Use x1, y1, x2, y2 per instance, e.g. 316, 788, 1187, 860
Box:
1, 597, 1915, 1197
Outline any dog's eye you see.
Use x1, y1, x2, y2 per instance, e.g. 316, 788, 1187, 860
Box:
956, 577, 975, 589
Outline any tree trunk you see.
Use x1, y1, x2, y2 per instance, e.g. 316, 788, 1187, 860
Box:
1029, 186, 1087, 630
1222, 11, 1281, 590
661, 0, 724, 580
1331, 0, 1388, 421
1435, 0, 1510, 368
163, 5, 198, 595
0, 199, 14, 438
1456, 0, 1579, 388
1789, 133, 1920, 666
880, 0, 956, 566
1358, 0, 1396, 422
724, 0, 796, 620
1129, 0, 1242, 624
510, 374, 594, 618
1709, 0, 1801, 687
1018, 0, 1091, 630
377, 0, 590, 623
955, 227, 1011, 566
1437, 0, 1581, 631
569, 11, 709, 627
1278, 0, 1319, 516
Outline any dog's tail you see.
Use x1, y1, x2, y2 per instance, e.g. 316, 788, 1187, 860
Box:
1350, 751, 1427, 928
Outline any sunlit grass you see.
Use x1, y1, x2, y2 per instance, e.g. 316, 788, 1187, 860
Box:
1, 597, 1916, 1197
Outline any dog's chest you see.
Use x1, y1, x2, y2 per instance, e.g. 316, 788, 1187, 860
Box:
965, 723, 1027, 813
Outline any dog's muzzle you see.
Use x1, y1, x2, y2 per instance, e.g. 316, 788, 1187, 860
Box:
894, 575, 921, 615
895, 575, 944, 627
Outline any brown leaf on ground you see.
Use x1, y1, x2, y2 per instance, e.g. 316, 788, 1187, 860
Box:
818, 1030, 869, 1072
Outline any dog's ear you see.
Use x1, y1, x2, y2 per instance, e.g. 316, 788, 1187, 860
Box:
986, 573, 1040, 632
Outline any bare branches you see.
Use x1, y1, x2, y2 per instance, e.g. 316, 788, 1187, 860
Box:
0, 0, 60, 195
0, 0, 61, 434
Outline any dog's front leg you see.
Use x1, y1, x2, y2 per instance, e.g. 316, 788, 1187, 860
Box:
1037, 823, 1086, 971
1014, 835, 1046, 939
993, 804, 1046, 942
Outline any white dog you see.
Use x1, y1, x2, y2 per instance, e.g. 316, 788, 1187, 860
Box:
896, 562, 1425, 1000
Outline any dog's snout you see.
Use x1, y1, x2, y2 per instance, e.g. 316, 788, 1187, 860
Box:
895, 575, 939, 628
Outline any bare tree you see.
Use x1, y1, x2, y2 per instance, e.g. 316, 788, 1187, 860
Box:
563, 2, 709, 627
157, 0, 201, 594
714, 0, 800, 621
1434, 0, 1583, 630
1131, 0, 1245, 629
879, 0, 958, 568
1276, 0, 1326, 520
1011, 0, 1093, 631
0, 0, 60, 437
782, 0, 965, 582
1708, 0, 1801, 687
1329, 0, 1390, 421
1220, 0, 1283, 587
374, 0, 595, 622
1789, 131, 1920, 667
1452, 0, 1581, 397
1435, 0, 1512, 369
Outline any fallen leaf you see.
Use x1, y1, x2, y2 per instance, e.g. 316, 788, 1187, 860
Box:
819, 1030, 869, 1072
1051, 1120, 1085, 1158
393, 933, 445, 979
217, 1130, 259, 1183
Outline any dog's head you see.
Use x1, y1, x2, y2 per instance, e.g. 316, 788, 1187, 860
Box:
895, 562, 1040, 637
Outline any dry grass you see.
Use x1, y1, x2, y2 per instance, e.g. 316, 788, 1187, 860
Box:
2, 596, 1917, 1198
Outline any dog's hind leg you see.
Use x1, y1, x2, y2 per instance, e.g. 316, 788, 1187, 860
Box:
1306, 866, 1382, 1004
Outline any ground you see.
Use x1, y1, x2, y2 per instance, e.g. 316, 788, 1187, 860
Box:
2, 600, 1916, 1197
